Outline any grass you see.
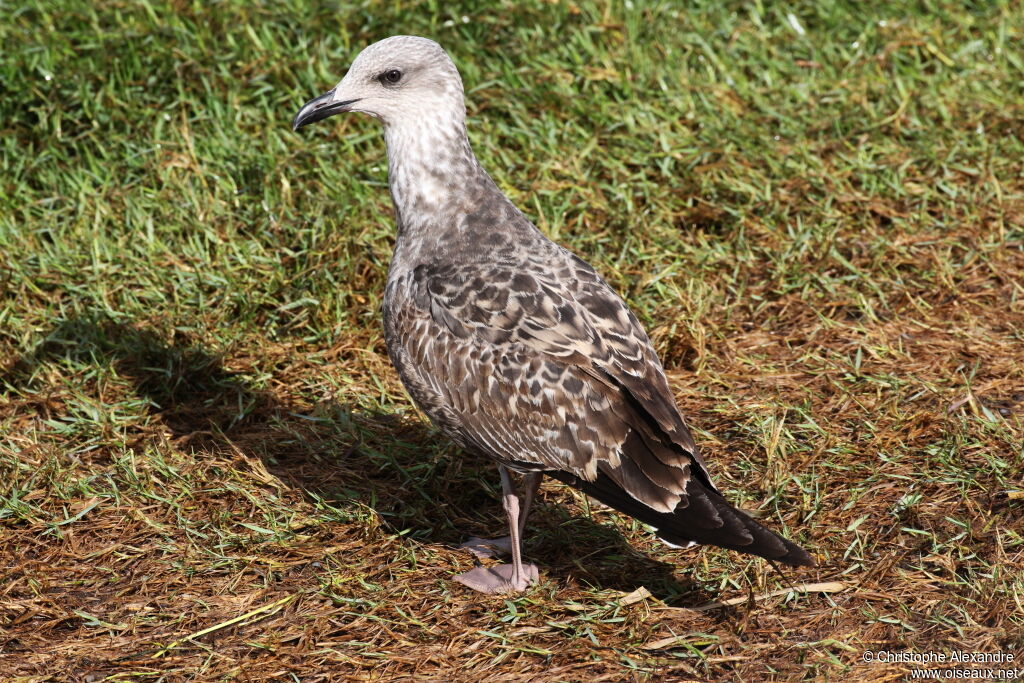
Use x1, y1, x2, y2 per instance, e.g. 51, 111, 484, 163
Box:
2, 0, 1023, 679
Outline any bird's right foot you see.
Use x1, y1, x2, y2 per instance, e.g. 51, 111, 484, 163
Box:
454, 563, 539, 593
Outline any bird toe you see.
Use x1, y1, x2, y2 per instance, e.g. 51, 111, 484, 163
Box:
458, 536, 512, 559
454, 564, 538, 593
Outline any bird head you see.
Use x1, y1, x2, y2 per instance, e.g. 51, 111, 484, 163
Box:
292, 35, 465, 131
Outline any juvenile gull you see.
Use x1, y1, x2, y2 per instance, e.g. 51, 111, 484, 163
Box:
293, 35, 814, 593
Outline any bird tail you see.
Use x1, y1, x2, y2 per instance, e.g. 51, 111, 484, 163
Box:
549, 469, 815, 567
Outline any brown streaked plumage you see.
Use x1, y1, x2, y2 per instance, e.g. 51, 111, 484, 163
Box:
293, 35, 813, 593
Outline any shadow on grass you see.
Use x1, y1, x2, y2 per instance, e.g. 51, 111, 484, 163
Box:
4, 313, 711, 603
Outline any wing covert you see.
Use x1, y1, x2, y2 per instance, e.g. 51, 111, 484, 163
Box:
384, 247, 716, 513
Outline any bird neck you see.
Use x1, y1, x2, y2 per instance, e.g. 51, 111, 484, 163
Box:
383, 117, 498, 235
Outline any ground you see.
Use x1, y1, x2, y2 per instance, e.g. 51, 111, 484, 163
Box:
2, 1, 1023, 680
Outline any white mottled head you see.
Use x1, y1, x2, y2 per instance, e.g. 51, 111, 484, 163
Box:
294, 35, 491, 224
292, 35, 466, 131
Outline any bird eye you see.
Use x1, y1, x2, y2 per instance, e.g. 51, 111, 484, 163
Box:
379, 69, 403, 85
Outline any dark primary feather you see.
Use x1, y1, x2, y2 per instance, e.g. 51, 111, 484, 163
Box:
550, 468, 815, 567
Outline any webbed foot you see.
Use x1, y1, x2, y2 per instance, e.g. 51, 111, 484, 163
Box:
454, 563, 539, 593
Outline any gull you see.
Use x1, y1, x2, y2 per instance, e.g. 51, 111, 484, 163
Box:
293, 35, 814, 593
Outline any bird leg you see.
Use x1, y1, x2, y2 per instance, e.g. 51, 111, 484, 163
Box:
459, 472, 541, 559
454, 467, 540, 593
500, 466, 539, 591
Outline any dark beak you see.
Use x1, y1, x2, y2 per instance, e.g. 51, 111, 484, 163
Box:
292, 88, 361, 130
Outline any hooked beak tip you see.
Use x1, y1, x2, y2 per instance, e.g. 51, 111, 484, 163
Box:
292, 88, 361, 131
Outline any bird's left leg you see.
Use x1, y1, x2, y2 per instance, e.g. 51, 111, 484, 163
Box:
459, 471, 541, 559
454, 467, 540, 593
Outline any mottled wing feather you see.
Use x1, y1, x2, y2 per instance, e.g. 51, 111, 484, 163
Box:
385, 246, 711, 514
